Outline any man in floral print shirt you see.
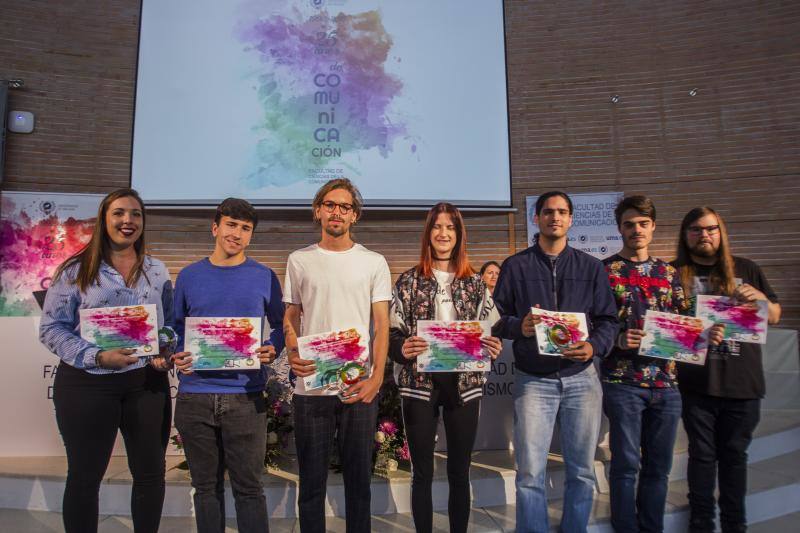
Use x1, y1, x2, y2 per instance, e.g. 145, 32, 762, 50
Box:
602, 196, 724, 533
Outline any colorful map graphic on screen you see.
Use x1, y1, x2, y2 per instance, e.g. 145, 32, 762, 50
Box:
0, 193, 98, 316
236, 4, 410, 187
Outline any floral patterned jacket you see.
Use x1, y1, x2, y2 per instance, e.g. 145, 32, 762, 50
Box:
389, 267, 497, 403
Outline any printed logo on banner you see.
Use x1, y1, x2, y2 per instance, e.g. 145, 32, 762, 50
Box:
39, 201, 56, 216
310, 0, 345, 7
526, 192, 624, 260
0, 192, 102, 316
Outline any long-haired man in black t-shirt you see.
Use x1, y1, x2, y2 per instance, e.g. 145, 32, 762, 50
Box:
672, 206, 781, 533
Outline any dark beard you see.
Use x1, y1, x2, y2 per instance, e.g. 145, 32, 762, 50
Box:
324, 224, 347, 238
689, 244, 718, 258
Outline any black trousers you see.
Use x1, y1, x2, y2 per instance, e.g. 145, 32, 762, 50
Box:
292, 394, 379, 533
681, 390, 761, 533
53, 363, 171, 533
402, 375, 480, 533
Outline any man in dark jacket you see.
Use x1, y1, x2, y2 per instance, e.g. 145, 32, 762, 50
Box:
493, 191, 618, 533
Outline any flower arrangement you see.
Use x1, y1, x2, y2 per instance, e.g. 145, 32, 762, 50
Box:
373, 417, 410, 476
264, 361, 294, 469
372, 373, 410, 477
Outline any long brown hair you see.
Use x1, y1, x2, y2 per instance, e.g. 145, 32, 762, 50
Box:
417, 202, 475, 279
674, 206, 737, 296
53, 188, 148, 292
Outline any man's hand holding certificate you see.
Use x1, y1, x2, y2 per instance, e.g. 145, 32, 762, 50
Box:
530, 307, 589, 357
297, 327, 371, 392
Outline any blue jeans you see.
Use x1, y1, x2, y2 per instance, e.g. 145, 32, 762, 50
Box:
513, 364, 602, 533
174, 392, 269, 533
603, 383, 682, 533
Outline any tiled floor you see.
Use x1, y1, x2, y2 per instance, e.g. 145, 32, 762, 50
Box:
4, 507, 798, 532
750, 512, 800, 533
0, 507, 509, 532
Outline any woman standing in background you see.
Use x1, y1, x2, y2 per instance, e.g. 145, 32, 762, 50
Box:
480, 260, 501, 295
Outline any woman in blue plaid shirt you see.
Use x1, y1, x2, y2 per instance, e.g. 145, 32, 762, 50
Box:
39, 188, 174, 533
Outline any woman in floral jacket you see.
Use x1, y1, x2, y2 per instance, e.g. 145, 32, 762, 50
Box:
389, 202, 502, 533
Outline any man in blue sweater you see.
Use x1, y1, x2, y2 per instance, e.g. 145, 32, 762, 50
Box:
493, 191, 618, 533
172, 198, 285, 533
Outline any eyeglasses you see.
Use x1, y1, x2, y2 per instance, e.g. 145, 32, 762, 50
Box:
320, 201, 354, 215
687, 225, 720, 236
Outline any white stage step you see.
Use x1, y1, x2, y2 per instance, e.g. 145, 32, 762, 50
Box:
1, 409, 798, 521
1, 330, 797, 529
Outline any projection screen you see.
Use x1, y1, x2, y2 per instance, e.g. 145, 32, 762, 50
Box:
131, 0, 511, 208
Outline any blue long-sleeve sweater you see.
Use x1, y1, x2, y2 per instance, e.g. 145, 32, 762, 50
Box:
174, 257, 285, 393
492, 241, 618, 377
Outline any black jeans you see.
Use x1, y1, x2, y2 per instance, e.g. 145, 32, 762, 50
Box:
402, 375, 480, 533
292, 394, 379, 533
174, 392, 269, 533
53, 363, 170, 533
681, 391, 761, 533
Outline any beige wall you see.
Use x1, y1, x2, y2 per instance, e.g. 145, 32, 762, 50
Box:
2, 1, 799, 328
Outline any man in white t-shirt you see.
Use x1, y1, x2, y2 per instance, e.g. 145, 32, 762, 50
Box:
284, 178, 392, 533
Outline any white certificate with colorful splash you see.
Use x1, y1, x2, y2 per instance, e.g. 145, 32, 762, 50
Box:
298, 327, 371, 392
80, 304, 159, 356
531, 308, 589, 356
184, 317, 262, 371
639, 310, 712, 365
416, 320, 491, 372
696, 295, 768, 344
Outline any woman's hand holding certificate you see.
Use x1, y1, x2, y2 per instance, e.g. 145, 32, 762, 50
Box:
480, 336, 503, 359
416, 320, 493, 372
401, 336, 428, 359
96, 348, 139, 370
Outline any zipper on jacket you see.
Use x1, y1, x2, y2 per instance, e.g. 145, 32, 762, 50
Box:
549, 255, 561, 378
551, 257, 559, 311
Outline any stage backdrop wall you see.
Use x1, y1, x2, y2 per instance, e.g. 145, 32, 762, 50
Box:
1, 0, 799, 455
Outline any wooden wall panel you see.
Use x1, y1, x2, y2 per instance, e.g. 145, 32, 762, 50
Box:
1, 0, 799, 328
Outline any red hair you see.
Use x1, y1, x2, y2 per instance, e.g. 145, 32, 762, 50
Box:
416, 203, 475, 279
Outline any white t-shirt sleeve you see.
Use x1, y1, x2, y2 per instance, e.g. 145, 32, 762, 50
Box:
283, 254, 301, 305
371, 255, 393, 303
